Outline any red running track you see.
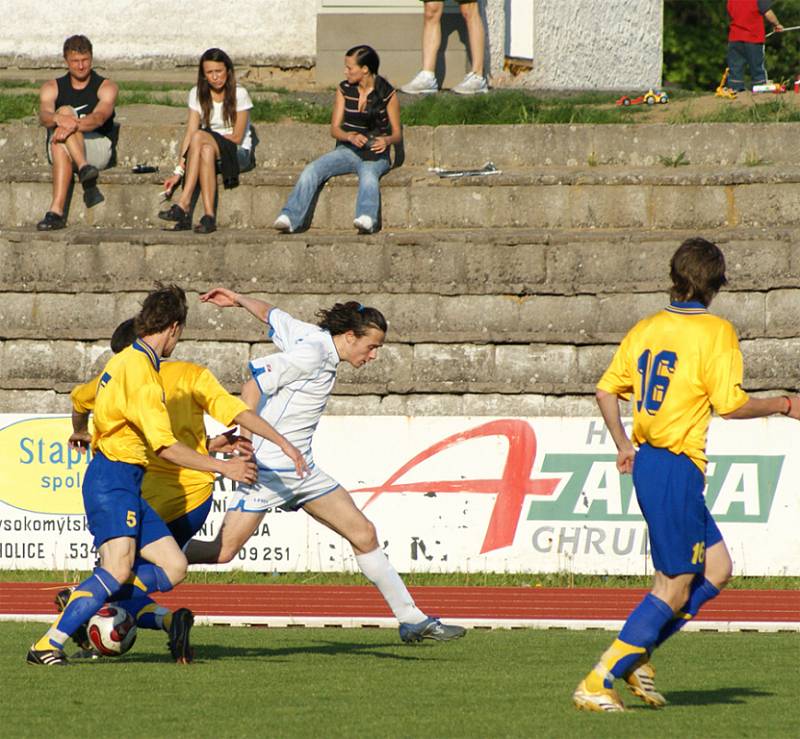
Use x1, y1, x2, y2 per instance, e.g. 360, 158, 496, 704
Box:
1, 583, 798, 627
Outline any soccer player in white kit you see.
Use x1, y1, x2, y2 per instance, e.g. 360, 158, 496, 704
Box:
185, 287, 466, 643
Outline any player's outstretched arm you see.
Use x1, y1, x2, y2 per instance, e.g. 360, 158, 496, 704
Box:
200, 287, 274, 323
720, 395, 800, 420
596, 389, 636, 474
158, 441, 257, 484
234, 408, 310, 478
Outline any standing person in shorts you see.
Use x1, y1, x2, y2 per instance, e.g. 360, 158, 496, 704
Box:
159, 48, 255, 234
37, 35, 118, 230
185, 288, 467, 644
572, 238, 800, 712
400, 1, 488, 95
27, 286, 257, 666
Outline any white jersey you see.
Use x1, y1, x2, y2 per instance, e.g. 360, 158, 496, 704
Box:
248, 308, 339, 469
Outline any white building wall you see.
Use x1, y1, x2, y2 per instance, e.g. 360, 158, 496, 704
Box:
531, 0, 663, 89
0, 0, 662, 90
0, 0, 318, 67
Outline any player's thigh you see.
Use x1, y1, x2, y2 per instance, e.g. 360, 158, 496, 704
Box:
703, 539, 733, 589
218, 509, 267, 552
302, 487, 377, 548
139, 536, 188, 580
167, 497, 214, 549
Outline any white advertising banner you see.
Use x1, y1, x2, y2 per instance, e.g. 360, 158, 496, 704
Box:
0, 414, 797, 575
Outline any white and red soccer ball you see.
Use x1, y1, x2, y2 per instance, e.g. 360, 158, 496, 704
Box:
87, 605, 137, 656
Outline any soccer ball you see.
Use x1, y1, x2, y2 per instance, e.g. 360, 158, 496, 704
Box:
87, 605, 137, 657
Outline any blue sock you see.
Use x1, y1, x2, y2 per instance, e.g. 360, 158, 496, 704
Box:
603, 594, 674, 686
36, 568, 120, 650
112, 562, 175, 601
655, 578, 720, 647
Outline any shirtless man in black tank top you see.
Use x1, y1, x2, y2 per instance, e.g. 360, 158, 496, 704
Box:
37, 35, 118, 231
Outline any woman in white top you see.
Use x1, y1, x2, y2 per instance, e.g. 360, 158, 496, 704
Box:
159, 48, 254, 234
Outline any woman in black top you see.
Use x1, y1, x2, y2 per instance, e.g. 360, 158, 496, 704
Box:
274, 45, 402, 234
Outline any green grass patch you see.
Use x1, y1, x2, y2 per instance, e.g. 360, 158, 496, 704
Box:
0, 93, 38, 123
250, 97, 330, 124
400, 89, 645, 125
4, 623, 797, 737
6, 568, 800, 590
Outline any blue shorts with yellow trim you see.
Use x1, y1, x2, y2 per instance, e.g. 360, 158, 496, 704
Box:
166, 497, 213, 548
82, 451, 171, 549
632, 443, 723, 576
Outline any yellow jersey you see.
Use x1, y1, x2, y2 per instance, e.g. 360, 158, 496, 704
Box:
597, 301, 749, 471
88, 340, 177, 466
72, 359, 248, 522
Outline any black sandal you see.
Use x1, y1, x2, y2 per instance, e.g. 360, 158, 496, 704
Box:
158, 203, 189, 223
193, 214, 216, 234
36, 211, 66, 231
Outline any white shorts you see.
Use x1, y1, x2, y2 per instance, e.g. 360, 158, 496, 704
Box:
228, 463, 340, 513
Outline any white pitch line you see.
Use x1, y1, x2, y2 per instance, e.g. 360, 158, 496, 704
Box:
2, 613, 797, 632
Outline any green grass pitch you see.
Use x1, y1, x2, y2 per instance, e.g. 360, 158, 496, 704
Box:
4, 623, 798, 737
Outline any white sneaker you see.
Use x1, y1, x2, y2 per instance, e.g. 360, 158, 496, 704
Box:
452, 72, 489, 95
353, 215, 374, 234
273, 214, 293, 233
400, 70, 438, 95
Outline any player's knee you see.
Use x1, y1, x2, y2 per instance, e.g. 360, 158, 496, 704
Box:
351, 520, 378, 553
163, 552, 188, 586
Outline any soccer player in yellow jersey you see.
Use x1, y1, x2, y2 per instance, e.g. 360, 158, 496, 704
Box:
572, 238, 800, 712
63, 318, 307, 661
28, 285, 258, 666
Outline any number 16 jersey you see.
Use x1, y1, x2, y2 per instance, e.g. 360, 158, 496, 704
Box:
597, 300, 749, 472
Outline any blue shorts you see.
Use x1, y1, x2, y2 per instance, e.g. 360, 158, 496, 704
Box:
632, 443, 723, 576
166, 497, 213, 548
82, 451, 171, 549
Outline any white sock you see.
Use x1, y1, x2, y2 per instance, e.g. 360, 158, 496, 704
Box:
355, 548, 426, 625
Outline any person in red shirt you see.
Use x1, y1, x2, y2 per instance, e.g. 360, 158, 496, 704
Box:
727, 1, 783, 91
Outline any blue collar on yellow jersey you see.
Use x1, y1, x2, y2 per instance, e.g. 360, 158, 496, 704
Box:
666, 300, 708, 315
132, 338, 161, 370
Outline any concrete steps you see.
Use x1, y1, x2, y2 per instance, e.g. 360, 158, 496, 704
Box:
4, 165, 800, 231
2, 119, 800, 415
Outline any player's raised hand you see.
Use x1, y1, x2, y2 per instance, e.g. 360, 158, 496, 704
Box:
200, 287, 240, 308
222, 456, 257, 484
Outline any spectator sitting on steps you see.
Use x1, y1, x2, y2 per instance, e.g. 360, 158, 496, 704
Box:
37, 35, 118, 231
401, 1, 489, 95
158, 48, 256, 235
273, 45, 401, 235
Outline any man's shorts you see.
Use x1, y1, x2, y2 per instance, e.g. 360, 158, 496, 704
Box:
46, 120, 113, 169
82, 451, 172, 549
632, 443, 723, 576
228, 463, 340, 513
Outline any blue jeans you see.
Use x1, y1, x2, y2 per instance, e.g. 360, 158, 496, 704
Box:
281, 145, 391, 229
727, 41, 767, 91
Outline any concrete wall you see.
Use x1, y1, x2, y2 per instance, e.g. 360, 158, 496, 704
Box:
0, 0, 317, 68
530, 0, 662, 89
